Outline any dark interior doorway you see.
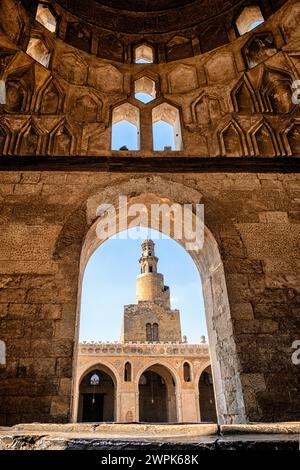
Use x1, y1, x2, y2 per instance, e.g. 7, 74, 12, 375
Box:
82, 393, 104, 422
78, 368, 115, 422
199, 365, 217, 422
139, 370, 168, 422
138, 365, 177, 423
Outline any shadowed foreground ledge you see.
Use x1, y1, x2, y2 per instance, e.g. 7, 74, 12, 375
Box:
0, 423, 299, 450
0, 157, 299, 173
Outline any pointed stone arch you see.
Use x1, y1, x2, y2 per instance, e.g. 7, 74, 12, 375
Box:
249, 119, 280, 157
231, 74, 259, 113
16, 119, 45, 155
34, 76, 64, 115
219, 119, 248, 157
282, 120, 300, 156
0, 121, 12, 155
3, 65, 34, 114
71, 93, 102, 124
259, 66, 294, 114
138, 363, 178, 422
76, 362, 118, 422
69, 177, 247, 425
192, 93, 225, 126
49, 119, 75, 156
242, 32, 277, 69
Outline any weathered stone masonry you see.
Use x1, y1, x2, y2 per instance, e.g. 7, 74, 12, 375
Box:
0, 0, 299, 426
0, 172, 299, 425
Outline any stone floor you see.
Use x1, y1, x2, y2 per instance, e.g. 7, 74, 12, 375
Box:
0, 423, 299, 450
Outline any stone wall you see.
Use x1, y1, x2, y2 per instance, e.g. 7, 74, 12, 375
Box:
136, 273, 169, 306
0, 172, 299, 425
0, 0, 299, 426
123, 302, 181, 342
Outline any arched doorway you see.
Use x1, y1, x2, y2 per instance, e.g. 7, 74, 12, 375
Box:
199, 366, 217, 422
78, 366, 116, 422
71, 177, 247, 424
138, 364, 177, 423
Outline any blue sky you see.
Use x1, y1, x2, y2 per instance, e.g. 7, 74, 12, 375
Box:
79, 227, 207, 344
112, 120, 175, 151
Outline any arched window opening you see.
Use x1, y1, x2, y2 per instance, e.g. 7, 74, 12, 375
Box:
146, 323, 152, 341
26, 37, 51, 68
112, 103, 140, 151
183, 362, 191, 382
36, 3, 57, 33
90, 373, 100, 386
236, 6, 264, 36
153, 121, 174, 151
134, 77, 156, 104
134, 44, 154, 64
152, 103, 183, 151
76, 225, 221, 424
124, 362, 132, 382
152, 323, 159, 342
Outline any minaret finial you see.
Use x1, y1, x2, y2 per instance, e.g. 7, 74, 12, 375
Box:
139, 239, 158, 274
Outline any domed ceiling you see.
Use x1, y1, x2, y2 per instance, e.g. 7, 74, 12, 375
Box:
55, 0, 245, 34
94, 0, 196, 11
21, 0, 288, 63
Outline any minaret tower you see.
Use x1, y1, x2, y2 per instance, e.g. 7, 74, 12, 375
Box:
121, 239, 182, 343
136, 239, 170, 308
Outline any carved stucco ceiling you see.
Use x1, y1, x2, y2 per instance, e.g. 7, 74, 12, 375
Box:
55, 0, 247, 34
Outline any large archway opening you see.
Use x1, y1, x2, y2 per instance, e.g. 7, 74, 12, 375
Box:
138, 364, 177, 423
71, 177, 246, 425
79, 227, 206, 344
78, 365, 116, 423
199, 365, 217, 423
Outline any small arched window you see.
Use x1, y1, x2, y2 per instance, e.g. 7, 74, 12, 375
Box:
124, 362, 132, 382
134, 44, 154, 64
36, 3, 57, 33
134, 76, 156, 103
236, 6, 264, 36
90, 373, 100, 386
146, 323, 152, 341
26, 37, 51, 68
152, 103, 183, 151
153, 323, 159, 342
111, 103, 140, 151
183, 362, 192, 382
